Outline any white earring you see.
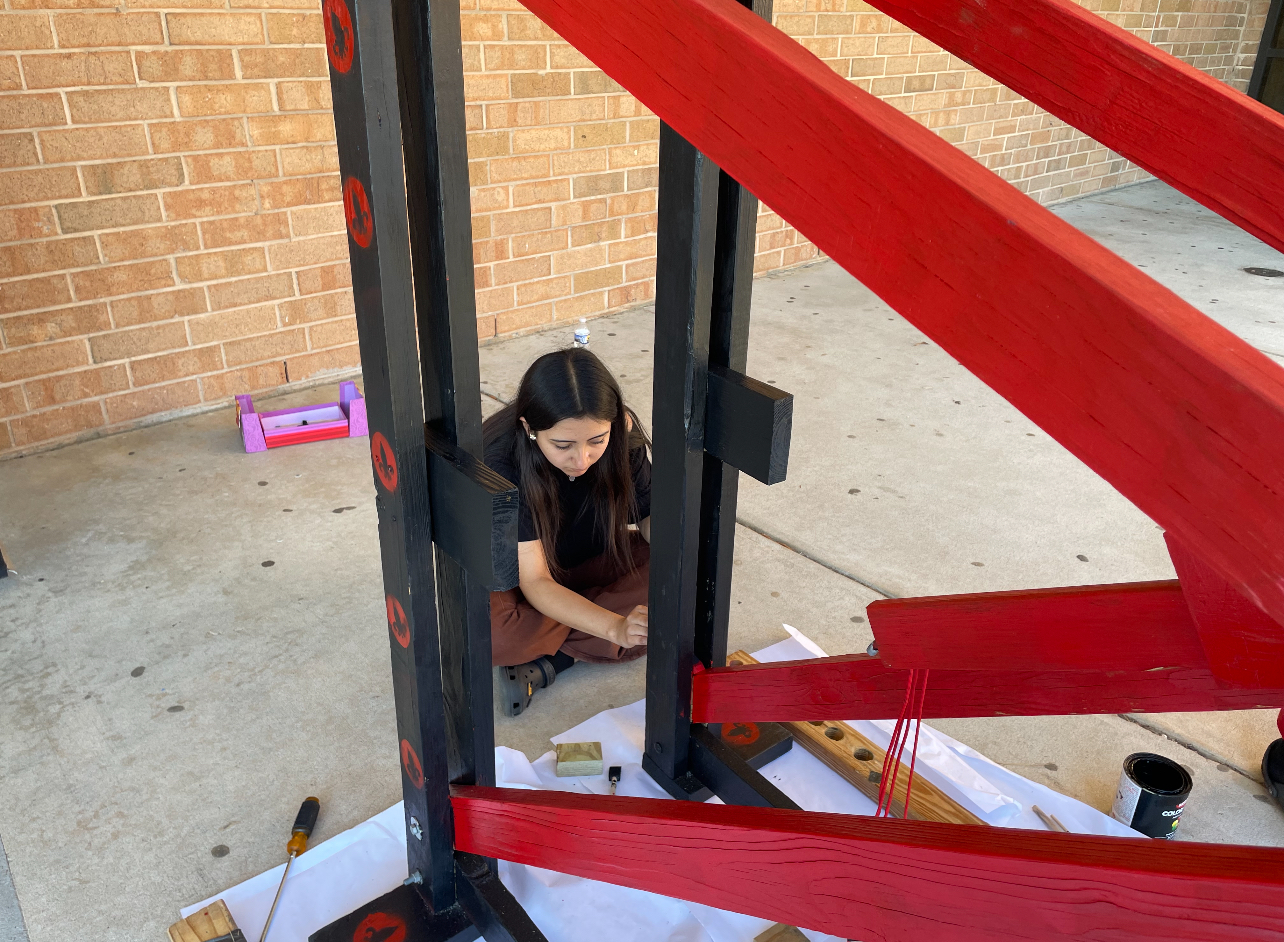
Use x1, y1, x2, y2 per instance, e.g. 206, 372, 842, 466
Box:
528, 433, 536, 441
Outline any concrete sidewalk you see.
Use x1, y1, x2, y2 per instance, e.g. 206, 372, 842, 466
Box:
1, 179, 1283, 942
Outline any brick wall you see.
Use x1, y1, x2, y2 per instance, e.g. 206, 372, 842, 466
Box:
0, 0, 1270, 456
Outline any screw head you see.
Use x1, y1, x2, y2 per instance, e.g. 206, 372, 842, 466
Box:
409, 816, 423, 841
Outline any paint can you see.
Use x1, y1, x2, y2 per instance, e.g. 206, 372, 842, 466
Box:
1110, 752, 1192, 838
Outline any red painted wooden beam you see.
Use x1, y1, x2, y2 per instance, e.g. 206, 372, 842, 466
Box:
1166, 534, 1284, 688
690, 654, 1284, 723
865, 0, 1284, 254
452, 786, 1284, 942
520, 0, 1284, 627
869, 580, 1207, 672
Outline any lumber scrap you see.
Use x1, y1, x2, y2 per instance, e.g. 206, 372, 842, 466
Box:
518, 0, 1284, 630
452, 785, 1284, 942
167, 900, 242, 942
728, 651, 984, 825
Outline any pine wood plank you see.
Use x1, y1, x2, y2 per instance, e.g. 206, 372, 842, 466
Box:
864, 0, 1284, 254
729, 651, 985, 825
692, 654, 1284, 723
452, 785, 1284, 942
518, 0, 1284, 627
868, 580, 1208, 672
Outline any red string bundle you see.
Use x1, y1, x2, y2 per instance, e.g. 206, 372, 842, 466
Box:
874, 668, 930, 818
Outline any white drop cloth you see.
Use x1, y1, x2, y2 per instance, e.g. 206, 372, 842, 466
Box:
183, 628, 1137, 941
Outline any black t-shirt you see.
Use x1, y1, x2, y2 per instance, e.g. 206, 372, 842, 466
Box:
484, 434, 652, 572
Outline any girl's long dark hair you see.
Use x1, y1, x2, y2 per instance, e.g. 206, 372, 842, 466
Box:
483, 348, 649, 578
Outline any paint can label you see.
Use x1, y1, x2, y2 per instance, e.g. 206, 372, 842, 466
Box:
1111, 772, 1142, 826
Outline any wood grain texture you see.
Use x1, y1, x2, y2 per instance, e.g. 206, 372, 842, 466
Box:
452, 785, 1284, 942
866, 0, 1284, 254
868, 580, 1208, 672
692, 654, 1284, 723
518, 0, 1284, 627
729, 651, 985, 825
1166, 534, 1284, 688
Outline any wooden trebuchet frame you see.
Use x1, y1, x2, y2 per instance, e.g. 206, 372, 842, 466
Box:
316, 0, 1284, 938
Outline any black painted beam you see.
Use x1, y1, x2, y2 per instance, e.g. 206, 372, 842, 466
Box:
455, 853, 548, 942
704, 365, 792, 486
308, 884, 478, 942
688, 724, 801, 810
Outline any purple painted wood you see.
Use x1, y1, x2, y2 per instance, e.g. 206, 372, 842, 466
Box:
236, 394, 267, 453
341, 381, 369, 437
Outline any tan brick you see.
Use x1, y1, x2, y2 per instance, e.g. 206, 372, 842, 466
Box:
555, 291, 606, 319
200, 211, 290, 249
3, 15, 56, 51
41, 124, 148, 163
511, 228, 567, 258
573, 171, 625, 199
484, 101, 548, 128
608, 281, 653, 309
279, 288, 352, 325
476, 315, 496, 341
460, 13, 505, 41
149, 117, 248, 154
0, 237, 98, 281
131, 344, 223, 387
280, 144, 339, 178
258, 174, 340, 210
137, 49, 235, 83
511, 178, 570, 208
473, 237, 508, 265
0, 133, 39, 168
488, 154, 550, 184
185, 149, 278, 185
0, 338, 88, 383
0, 385, 23, 420
549, 44, 592, 70
200, 361, 285, 400
240, 47, 326, 79
493, 254, 551, 287
492, 206, 551, 237
510, 72, 571, 99
22, 51, 134, 89
267, 233, 347, 270
0, 274, 72, 316
166, 12, 264, 45
2, 301, 107, 347
91, 321, 187, 363
277, 80, 332, 112
496, 301, 553, 334
175, 246, 266, 284
471, 186, 508, 214
10, 401, 104, 447
573, 265, 623, 293
283, 342, 359, 380
461, 44, 482, 73
551, 149, 606, 175
248, 114, 335, 146
0, 94, 66, 131
483, 43, 547, 71
68, 87, 173, 124
467, 130, 510, 159
163, 183, 257, 220
623, 214, 656, 238
54, 13, 162, 50
176, 83, 274, 118
307, 317, 357, 349
111, 285, 206, 326
515, 274, 570, 306
553, 197, 608, 227
573, 121, 626, 149
465, 104, 484, 131
464, 73, 509, 101
1, 57, 21, 91
99, 222, 199, 263
83, 157, 185, 196
57, 193, 162, 233
608, 142, 657, 169
23, 364, 127, 411
0, 167, 81, 205
188, 302, 277, 344
229, 0, 316, 11
222, 325, 304, 365
550, 97, 605, 124
573, 72, 622, 96
208, 272, 295, 310
513, 126, 571, 154
266, 12, 322, 44
608, 235, 657, 263
295, 261, 350, 295
626, 167, 657, 190
570, 218, 621, 247
0, 206, 58, 242
506, 14, 558, 41
104, 379, 200, 424
75, 259, 174, 302
473, 284, 513, 315
551, 243, 605, 274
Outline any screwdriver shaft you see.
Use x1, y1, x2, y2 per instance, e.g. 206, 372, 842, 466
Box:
258, 854, 295, 942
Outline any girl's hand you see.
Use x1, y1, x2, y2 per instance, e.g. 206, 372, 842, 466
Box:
615, 604, 648, 648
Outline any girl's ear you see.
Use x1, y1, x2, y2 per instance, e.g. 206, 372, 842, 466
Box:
519, 416, 532, 435
625, 411, 633, 433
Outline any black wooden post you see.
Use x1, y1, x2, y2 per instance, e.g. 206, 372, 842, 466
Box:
325, 0, 456, 909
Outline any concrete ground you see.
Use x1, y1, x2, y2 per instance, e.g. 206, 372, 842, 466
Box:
1, 178, 1283, 942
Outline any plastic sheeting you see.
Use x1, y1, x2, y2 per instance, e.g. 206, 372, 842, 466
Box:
183, 628, 1137, 941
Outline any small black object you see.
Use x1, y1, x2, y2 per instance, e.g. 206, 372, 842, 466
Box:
207, 931, 248, 942
1243, 267, 1284, 278
1263, 739, 1284, 810
608, 765, 622, 783
1110, 753, 1193, 838
294, 797, 321, 838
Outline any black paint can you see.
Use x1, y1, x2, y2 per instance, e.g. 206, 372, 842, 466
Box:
1110, 752, 1193, 838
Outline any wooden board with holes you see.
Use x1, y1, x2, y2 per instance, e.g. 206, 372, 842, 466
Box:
166, 900, 242, 942
730, 652, 984, 826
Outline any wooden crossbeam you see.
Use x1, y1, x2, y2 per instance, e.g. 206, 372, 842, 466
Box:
519, 0, 1284, 628
452, 786, 1284, 942
869, 580, 1206, 672
691, 654, 1284, 723
864, 0, 1284, 254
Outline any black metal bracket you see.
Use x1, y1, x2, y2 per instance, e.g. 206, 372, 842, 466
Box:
425, 427, 519, 591
704, 365, 792, 486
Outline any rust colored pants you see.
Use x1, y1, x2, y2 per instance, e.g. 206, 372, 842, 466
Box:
490, 534, 649, 667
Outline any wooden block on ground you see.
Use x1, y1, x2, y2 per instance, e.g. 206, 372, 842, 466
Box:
755, 925, 809, 942
167, 900, 239, 942
728, 651, 985, 826
556, 741, 604, 777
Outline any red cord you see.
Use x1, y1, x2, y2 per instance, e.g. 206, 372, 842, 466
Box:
876, 668, 930, 819
901, 669, 930, 817
875, 669, 917, 816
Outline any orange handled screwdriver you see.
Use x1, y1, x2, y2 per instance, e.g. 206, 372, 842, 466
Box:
259, 797, 320, 942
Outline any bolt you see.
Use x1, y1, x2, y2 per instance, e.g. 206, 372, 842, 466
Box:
403, 870, 423, 886
409, 816, 423, 841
